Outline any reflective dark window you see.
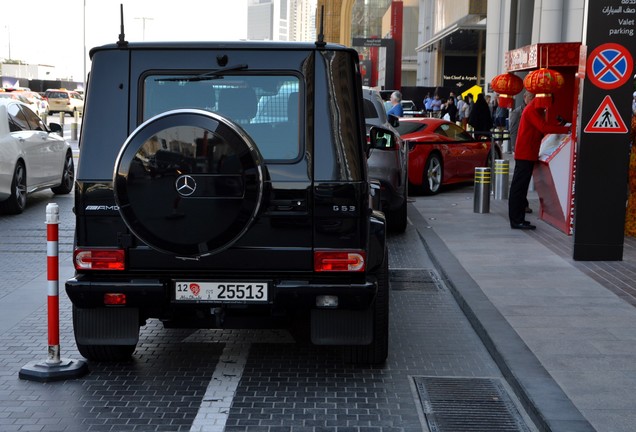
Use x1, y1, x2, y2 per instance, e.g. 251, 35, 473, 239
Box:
19, 105, 46, 131
7, 103, 30, 131
143, 74, 301, 161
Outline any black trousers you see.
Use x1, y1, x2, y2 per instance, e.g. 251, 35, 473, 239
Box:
508, 159, 535, 225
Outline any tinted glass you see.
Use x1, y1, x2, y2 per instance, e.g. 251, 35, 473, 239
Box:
436, 122, 473, 141
363, 98, 379, 119
47, 92, 69, 99
143, 74, 301, 161
19, 105, 46, 131
395, 121, 428, 135
7, 103, 30, 131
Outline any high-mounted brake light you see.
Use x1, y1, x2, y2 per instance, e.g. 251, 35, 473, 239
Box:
74, 248, 125, 271
314, 250, 366, 272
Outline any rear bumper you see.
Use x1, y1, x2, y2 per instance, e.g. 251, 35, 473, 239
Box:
65, 275, 377, 312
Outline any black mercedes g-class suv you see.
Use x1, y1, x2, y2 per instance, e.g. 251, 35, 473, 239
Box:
66, 39, 393, 364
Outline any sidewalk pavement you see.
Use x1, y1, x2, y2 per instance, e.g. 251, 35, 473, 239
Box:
409, 184, 636, 432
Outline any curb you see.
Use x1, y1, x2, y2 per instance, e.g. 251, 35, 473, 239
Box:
408, 203, 596, 432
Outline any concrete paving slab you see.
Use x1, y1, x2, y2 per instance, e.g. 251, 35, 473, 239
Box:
410, 184, 636, 432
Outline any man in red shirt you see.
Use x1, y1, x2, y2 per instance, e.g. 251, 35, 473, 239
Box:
508, 97, 570, 229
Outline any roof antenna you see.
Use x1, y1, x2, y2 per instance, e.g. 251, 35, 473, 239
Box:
315, 5, 326, 49
117, 3, 128, 48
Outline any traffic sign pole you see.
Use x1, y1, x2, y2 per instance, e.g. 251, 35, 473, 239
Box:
573, 0, 636, 261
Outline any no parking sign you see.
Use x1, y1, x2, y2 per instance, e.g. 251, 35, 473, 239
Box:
587, 42, 633, 89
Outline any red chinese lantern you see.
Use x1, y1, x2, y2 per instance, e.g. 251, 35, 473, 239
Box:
523, 68, 565, 108
490, 73, 524, 108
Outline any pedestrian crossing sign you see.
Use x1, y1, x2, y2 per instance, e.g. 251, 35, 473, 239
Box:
583, 95, 628, 134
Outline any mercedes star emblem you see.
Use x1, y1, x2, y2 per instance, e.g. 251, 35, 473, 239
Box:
175, 175, 197, 197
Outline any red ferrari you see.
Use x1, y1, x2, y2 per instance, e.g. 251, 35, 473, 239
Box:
395, 117, 501, 195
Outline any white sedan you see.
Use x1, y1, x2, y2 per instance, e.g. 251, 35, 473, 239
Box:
0, 99, 74, 214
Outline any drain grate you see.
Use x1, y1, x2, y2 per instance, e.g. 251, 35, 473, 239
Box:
390, 269, 443, 291
413, 376, 532, 432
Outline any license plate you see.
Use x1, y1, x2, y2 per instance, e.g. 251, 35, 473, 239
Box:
174, 281, 268, 302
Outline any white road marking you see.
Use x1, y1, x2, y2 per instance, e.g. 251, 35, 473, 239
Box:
188, 329, 294, 432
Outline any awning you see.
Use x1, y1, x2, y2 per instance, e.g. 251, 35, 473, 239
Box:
416, 17, 486, 52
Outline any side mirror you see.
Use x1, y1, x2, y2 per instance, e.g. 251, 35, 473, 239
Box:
49, 122, 63, 136
388, 114, 399, 128
369, 126, 396, 151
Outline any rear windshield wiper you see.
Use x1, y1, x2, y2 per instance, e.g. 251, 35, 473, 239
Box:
155, 64, 248, 82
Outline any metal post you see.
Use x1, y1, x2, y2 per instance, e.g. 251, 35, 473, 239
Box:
494, 159, 510, 200
474, 167, 491, 213
71, 111, 79, 141
58, 111, 65, 128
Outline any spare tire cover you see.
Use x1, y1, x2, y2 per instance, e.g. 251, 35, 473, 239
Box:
114, 109, 264, 258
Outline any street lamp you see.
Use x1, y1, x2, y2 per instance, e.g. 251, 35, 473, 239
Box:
134, 16, 154, 40
4, 25, 11, 60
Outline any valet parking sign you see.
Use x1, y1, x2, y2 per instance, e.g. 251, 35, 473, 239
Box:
573, 0, 636, 260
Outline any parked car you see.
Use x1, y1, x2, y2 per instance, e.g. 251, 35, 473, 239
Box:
65, 40, 391, 365
362, 86, 408, 233
0, 99, 74, 214
15, 91, 49, 117
401, 100, 424, 117
0, 92, 32, 106
44, 89, 84, 116
396, 117, 501, 195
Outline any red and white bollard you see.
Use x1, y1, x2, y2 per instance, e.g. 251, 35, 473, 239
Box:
47, 203, 60, 364
19, 203, 88, 382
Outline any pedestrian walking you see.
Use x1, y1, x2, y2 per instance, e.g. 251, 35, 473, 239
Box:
423, 93, 433, 113
430, 94, 442, 117
508, 96, 570, 230
460, 94, 472, 129
456, 96, 465, 125
442, 96, 458, 123
468, 93, 492, 138
509, 91, 534, 153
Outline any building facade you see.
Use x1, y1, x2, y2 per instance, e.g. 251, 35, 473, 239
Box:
247, 0, 290, 41
317, 0, 588, 99
485, 0, 586, 95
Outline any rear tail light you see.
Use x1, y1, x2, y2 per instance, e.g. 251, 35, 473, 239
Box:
104, 293, 126, 305
74, 248, 125, 271
314, 250, 366, 272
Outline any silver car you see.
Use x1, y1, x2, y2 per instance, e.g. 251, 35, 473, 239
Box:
0, 99, 74, 214
362, 86, 408, 233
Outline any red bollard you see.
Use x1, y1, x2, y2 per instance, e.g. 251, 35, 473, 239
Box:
19, 203, 88, 382
47, 204, 60, 363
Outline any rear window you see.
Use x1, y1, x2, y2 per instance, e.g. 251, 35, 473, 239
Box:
47, 92, 69, 99
143, 74, 301, 161
395, 121, 429, 135
363, 98, 379, 119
